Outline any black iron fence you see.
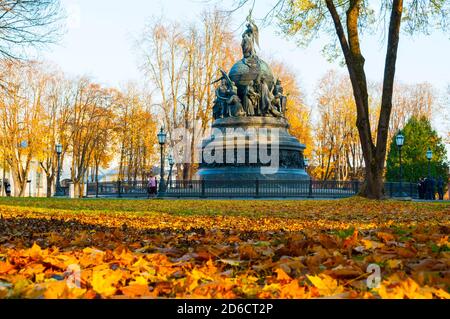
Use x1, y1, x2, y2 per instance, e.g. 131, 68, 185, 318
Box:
163, 180, 359, 198
85, 180, 420, 199
86, 181, 149, 198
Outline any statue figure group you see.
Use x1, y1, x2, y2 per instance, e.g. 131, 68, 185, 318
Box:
212, 73, 246, 120
212, 12, 288, 120
213, 75, 287, 120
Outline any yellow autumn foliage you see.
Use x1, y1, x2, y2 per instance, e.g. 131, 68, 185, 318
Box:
0, 197, 448, 299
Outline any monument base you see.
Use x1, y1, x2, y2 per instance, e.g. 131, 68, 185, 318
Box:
197, 117, 310, 181
198, 167, 309, 181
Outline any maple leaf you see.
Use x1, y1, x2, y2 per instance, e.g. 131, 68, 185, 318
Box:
219, 259, 245, 267
238, 244, 258, 259
327, 265, 363, 279
275, 268, 292, 282
386, 259, 403, 269
79, 248, 105, 267
43, 254, 78, 270
205, 259, 217, 273
318, 234, 338, 249
396, 247, 416, 258
129, 276, 149, 286
376, 232, 395, 243
20, 263, 46, 276
12, 278, 33, 297
279, 280, 308, 298
377, 277, 434, 299
43, 282, 69, 299
436, 235, 449, 247
0, 260, 15, 275
262, 283, 281, 293
361, 239, 384, 250
433, 288, 450, 299
91, 269, 123, 297
0, 287, 9, 299
48, 232, 65, 246
28, 242, 44, 260
307, 274, 344, 297
121, 284, 152, 298
342, 230, 359, 249
188, 268, 215, 292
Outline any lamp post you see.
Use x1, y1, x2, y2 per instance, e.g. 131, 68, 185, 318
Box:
304, 158, 313, 198
157, 127, 167, 195
167, 153, 174, 189
426, 147, 433, 178
54, 143, 64, 197
1, 157, 5, 197
27, 179, 32, 197
395, 132, 405, 197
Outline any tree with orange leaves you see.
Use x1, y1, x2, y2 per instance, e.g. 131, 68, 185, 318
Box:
270, 61, 313, 160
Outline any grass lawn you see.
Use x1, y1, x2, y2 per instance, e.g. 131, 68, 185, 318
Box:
0, 197, 448, 299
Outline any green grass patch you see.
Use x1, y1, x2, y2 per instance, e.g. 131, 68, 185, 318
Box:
0, 196, 448, 219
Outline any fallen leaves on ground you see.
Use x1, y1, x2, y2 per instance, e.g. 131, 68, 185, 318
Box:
0, 198, 448, 299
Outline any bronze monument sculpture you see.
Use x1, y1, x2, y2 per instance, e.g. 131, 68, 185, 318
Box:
198, 14, 309, 181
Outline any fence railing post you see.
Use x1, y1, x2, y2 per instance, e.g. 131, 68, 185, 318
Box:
409, 182, 413, 198
308, 179, 313, 198
201, 180, 206, 198
352, 180, 357, 195
255, 179, 259, 198
389, 182, 393, 198
118, 180, 122, 198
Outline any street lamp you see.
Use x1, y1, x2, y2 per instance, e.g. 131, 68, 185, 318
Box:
395, 132, 405, 197
167, 153, 175, 189
426, 147, 433, 178
157, 127, 167, 195
1, 156, 5, 197
54, 143, 64, 197
27, 179, 32, 198
303, 158, 312, 198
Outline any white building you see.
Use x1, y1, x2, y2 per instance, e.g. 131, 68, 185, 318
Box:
1, 161, 47, 197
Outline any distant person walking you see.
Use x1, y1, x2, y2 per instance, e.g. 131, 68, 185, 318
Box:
147, 176, 157, 198
428, 177, 436, 200
423, 177, 430, 200
437, 177, 444, 201
4, 179, 11, 197
425, 177, 436, 200
418, 177, 425, 199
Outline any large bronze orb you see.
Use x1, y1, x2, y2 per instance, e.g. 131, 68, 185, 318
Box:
228, 58, 275, 87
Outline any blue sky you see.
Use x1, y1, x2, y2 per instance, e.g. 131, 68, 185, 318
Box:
42, 0, 450, 138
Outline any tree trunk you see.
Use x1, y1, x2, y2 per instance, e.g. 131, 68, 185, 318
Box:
95, 164, 99, 197
360, 161, 384, 199
183, 163, 191, 181
73, 181, 81, 198
12, 177, 20, 197
46, 175, 53, 198
11, 171, 26, 197
325, 0, 403, 199
77, 182, 83, 198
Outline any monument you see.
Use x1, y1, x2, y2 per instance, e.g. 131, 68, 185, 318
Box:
197, 14, 309, 181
